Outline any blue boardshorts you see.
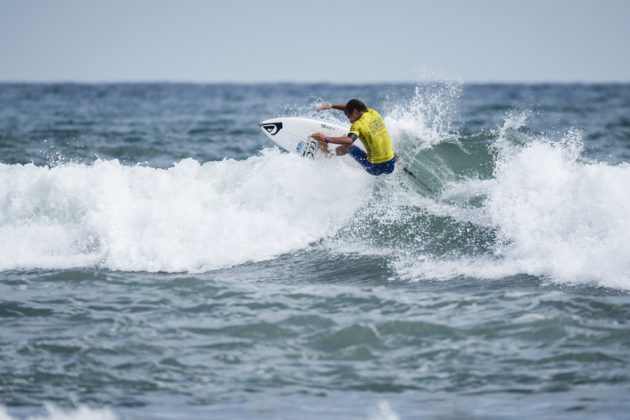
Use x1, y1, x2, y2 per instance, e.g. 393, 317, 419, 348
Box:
349, 146, 397, 176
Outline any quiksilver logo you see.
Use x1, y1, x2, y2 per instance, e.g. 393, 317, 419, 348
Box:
261, 122, 283, 135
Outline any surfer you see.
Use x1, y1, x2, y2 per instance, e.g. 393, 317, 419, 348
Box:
311, 99, 397, 175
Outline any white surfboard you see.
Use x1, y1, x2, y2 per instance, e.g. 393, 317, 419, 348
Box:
259, 117, 363, 159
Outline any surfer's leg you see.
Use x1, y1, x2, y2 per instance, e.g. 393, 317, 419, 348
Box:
349, 146, 369, 165
348, 146, 377, 174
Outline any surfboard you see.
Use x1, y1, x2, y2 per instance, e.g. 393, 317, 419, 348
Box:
259, 117, 362, 159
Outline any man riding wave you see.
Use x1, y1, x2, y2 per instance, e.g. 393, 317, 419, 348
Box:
311, 99, 397, 176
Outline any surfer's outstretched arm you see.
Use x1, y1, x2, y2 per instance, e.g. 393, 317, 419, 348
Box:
316, 103, 346, 112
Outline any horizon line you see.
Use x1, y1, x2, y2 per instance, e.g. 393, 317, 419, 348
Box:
1, 79, 630, 86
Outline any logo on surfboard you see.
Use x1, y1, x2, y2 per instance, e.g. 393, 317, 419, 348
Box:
261, 122, 283, 135
296, 139, 318, 159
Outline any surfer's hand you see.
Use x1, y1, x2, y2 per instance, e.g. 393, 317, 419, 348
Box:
316, 104, 332, 112
311, 132, 326, 142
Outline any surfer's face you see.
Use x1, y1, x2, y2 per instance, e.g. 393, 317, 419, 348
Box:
346, 109, 361, 123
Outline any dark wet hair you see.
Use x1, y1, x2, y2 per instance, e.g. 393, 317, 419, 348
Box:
345, 99, 367, 115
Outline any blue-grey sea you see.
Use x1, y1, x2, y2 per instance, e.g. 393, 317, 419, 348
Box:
1, 82, 630, 419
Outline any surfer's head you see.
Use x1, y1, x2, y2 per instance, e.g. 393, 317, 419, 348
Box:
344, 99, 367, 123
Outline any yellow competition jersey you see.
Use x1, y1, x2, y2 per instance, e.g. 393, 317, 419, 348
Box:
349, 108, 395, 164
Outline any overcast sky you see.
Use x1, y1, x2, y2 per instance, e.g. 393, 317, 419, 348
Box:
1, 0, 629, 83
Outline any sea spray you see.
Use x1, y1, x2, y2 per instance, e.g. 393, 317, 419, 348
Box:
385, 78, 462, 149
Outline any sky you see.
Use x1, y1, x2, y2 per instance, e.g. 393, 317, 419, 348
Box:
1, 0, 629, 83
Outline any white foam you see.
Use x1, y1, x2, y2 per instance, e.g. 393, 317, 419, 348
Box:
0, 149, 372, 273
368, 400, 400, 420
0, 404, 116, 420
486, 131, 630, 288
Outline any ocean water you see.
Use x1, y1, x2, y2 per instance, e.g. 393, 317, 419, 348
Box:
1, 82, 630, 419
